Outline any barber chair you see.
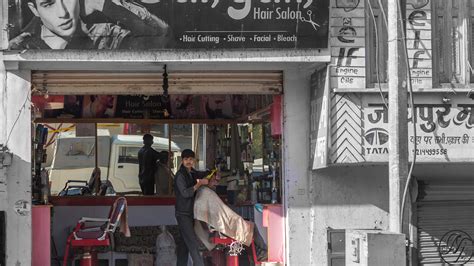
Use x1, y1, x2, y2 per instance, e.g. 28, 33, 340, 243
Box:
210, 235, 263, 266
58, 180, 92, 196
58, 176, 114, 196
62, 197, 127, 266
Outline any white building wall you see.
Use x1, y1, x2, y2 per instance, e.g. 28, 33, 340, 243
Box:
0, 55, 7, 210
311, 165, 390, 265
0, 0, 8, 210
1, 4, 32, 261
283, 64, 314, 265
1, 62, 32, 266
0, 0, 6, 51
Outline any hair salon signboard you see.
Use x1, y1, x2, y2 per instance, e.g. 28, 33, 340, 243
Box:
8, 0, 329, 50
32, 94, 271, 120
328, 94, 474, 164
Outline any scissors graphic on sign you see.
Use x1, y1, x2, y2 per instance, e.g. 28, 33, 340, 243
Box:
301, 10, 320, 31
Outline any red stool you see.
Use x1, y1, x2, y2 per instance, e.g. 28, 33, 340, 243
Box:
210, 235, 262, 266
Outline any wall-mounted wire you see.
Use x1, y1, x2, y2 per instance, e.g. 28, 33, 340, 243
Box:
5, 92, 31, 147
377, 0, 389, 28
397, 0, 418, 232
1, 64, 7, 145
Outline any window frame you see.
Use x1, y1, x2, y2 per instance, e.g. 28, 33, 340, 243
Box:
365, 0, 474, 91
117, 146, 141, 165
432, 0, 471, 87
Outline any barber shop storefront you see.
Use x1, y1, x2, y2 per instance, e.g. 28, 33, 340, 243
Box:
30, 71, 285, 266
1, 0, 330, 265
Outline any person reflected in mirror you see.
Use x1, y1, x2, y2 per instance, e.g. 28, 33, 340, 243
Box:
155, 151, 174, 196
138, 134, 160, 195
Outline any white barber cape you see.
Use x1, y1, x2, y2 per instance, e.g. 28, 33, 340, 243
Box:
193, 186, 254, 247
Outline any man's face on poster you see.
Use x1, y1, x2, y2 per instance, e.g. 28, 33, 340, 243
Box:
28, 0, 80, 39
98, 95, 114, 109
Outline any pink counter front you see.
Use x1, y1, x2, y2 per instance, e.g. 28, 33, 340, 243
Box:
263, 204, 285, 263
32, 205, 52, 266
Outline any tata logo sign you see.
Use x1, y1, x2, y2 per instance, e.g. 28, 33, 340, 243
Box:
364, 128, 389, 155
439, 230, 474, 265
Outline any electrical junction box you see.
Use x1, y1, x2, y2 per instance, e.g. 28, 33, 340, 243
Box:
0, 145, 12, 168
345, 230, 405, 266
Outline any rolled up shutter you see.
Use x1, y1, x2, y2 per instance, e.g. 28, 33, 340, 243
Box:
31, 71, 283, 95
417, 181, 474, 265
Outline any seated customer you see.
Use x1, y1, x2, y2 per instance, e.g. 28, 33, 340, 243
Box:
194, 185, 268, 260
138, 134, 160, 195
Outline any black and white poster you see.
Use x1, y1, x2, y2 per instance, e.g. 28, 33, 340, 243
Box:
8, 0, 329, 50
32, 94, 272, 120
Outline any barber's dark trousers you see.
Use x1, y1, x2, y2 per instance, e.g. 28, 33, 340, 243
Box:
176, 215, 204, 266
254, 226, 268, 255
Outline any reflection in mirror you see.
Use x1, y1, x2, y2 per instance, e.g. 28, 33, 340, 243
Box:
38, 118, 279, 201
45, 123, 185, 196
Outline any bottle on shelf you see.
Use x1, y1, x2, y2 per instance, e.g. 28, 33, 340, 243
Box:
251, 182, 258, 204
271, 164, 278, 204
41, 168, 50, 205
271, 186, 278, 204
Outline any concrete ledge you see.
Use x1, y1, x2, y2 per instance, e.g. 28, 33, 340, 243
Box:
2, 49, 330, 65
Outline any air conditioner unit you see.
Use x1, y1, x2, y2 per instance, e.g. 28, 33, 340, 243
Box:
346, 230, 405, 266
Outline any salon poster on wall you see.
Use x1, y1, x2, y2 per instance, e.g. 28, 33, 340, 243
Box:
32, 94, 273, 120
8, 0, 329, 50
115, 95, 170, 119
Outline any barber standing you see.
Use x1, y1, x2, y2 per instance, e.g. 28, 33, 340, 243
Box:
174, 149, 208, 266
138, 134, 160, 195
